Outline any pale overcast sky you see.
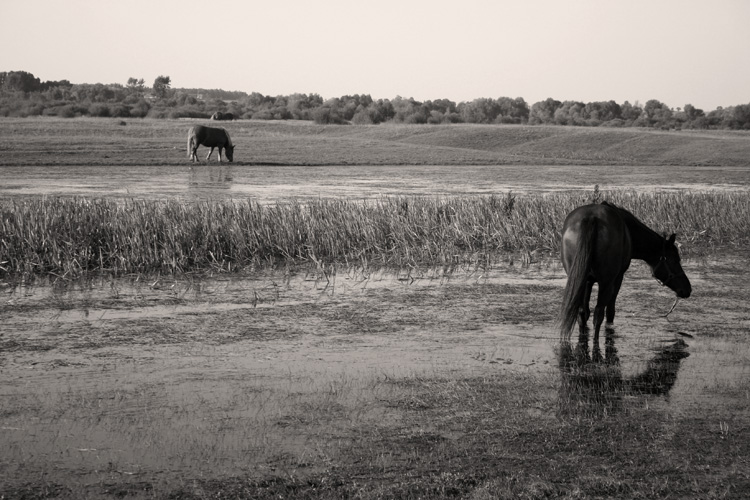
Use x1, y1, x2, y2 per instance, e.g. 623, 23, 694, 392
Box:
3, 0, 749, 110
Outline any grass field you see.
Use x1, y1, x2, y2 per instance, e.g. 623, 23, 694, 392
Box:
2, 117, 750, 167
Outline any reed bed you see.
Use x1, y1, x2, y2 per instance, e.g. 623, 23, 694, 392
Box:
1, 190, 748, 279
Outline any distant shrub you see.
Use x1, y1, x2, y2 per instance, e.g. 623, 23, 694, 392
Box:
129, 99, 150, 118
602, 118, 626, 128
351, 109, 373, 125
312, 107, 347, 124
57, 105, 79, 118
14, 103, 44, 117
427, 111, 444, 124
110, 105, 130, 118
167, 107, 210, 119
89, 103, 110, 117
251, 110, 274, 120
146, 108, 168, 119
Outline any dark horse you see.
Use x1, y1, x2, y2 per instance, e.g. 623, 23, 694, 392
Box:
560, 201, 691, 342
187, 125, 234, 163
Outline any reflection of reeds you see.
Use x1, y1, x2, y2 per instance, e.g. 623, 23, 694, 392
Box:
2, 190, 749, 278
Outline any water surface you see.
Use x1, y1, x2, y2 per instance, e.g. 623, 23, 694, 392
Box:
2, 164, 749, 203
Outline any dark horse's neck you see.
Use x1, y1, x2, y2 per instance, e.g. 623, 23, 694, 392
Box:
604, 202, 664, 264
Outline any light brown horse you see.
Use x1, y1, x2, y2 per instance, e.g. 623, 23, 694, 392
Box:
187, 125, 234, 163
560, 201, 691, 343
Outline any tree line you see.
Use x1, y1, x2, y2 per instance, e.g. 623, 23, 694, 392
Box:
2, 70, 749, 130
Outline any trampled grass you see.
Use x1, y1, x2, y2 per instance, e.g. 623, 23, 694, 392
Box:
2, 190, 749, 279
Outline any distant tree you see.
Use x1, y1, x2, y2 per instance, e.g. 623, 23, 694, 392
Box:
372, 99, 395, 122
528, 98, 562, 125
459, 98, 501, 123
683, 104, 704, 121
620, 101, 642, 123
2, 70, 41, 93
392, 96, 427, 123
427, 99, 457, 115
287, 93, 322, 120
728, 104, 750, 130
496, 97, 529, 124
39, 79, 72, 91
127, 77, 145, 94
312, 105, 346, 124
554, 101, 586, 126
643, 99, 673, 128
584, 100, 621, 124
152, 75, 171, 99
351, 107, 374, 124
678, 104, 706, 129
130, 99, 151, 118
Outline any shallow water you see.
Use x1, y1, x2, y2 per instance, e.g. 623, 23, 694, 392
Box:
1, 164, 749, 203
1, 258, 748, 489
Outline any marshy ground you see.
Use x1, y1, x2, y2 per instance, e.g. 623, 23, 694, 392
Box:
1, 256, 749, 498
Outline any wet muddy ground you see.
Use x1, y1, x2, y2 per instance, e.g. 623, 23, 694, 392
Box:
1, 255, 748, 497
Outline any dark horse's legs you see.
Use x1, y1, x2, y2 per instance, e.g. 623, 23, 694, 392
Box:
605, 272, 625, 325
593, 275, 624, 344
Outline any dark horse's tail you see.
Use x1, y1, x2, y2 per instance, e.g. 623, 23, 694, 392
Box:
560, 217, 596, 339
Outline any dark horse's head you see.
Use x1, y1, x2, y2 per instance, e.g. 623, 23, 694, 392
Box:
224, 144, 234, 162
652, 234, 691, 298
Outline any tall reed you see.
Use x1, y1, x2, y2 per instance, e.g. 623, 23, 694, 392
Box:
2, 191, 748, 279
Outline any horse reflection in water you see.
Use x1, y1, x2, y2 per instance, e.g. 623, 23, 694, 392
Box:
188, 164, 234, 198
557, 325, 690, 417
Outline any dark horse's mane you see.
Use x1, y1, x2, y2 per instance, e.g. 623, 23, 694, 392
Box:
601, 200, 662, 241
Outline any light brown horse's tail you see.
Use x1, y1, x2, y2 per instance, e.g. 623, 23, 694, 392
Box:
187, 128, 195, 159
559, 218, 596, 339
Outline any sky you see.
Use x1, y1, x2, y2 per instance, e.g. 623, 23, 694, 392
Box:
3, 0, 749, 111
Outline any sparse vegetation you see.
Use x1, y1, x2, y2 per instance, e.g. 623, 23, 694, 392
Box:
2, 191, 748, 279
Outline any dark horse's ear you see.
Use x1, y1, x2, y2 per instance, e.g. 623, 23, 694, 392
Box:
667, 233, 676, 245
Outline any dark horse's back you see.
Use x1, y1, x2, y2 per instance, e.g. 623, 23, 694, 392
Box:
561, 203, 632, 273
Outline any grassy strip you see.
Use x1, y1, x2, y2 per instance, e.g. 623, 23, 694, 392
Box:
2, 190, 749, 278
2, 118, 750, 167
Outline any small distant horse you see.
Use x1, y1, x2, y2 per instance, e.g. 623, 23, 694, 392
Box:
560, 201, 691, 342
187, 125, 234, 163
211, 111, 234, 121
